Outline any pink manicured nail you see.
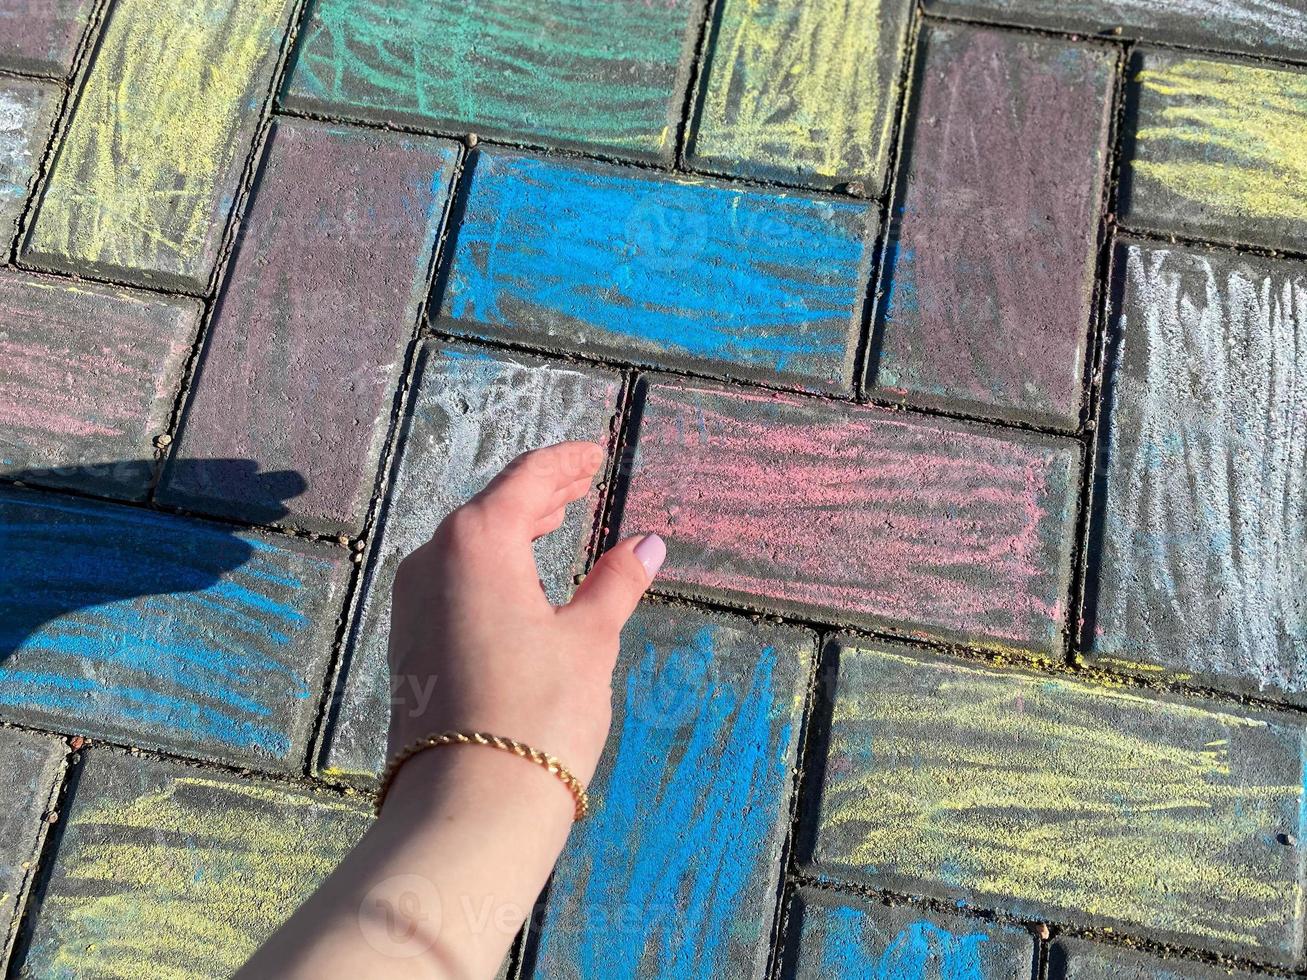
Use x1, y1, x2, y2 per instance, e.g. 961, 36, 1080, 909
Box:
633, 534, 666, 579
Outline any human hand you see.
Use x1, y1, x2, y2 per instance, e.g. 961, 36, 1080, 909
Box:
386, 441, 665, 795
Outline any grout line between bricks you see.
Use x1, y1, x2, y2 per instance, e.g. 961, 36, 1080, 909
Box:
786, 871, 1302, 978
673, 0, 720, 171
301, 140, 474, 779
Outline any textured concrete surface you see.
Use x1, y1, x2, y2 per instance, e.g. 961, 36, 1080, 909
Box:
160, 119, 459, 532
1121, 51, 1307, 254
1085, 241, 1307, 700
23, 0, 297, 292
0, 487, 348, 769
532, 604, 813, 978
0, 728, 64, 971
0, 78, 59, 248
320, 343, 621, 782
783, 889, 1035, 980
0, 270, 200, 499
283, 0, 700, 162
619, 379, 1080, 654
439, 150, 875, 393
688, 0, 914, 190
871, 24, 1114, 428
0, 0, 96, 76
2, 2, 1305, 976
923, 0, 1307, 61
809, 639, 1307, 961
22, 749, 371, 978
1049, 937, 1258, 980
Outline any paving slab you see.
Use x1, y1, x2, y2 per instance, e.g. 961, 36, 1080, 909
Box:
617, 378, 1080, 654
808, 639, 1307, 962
782, 889, 1035, 980
1084, 241, 1307, 700
283, 0, 699, 163
870, 25, 1114, 429
531, 604, 813, 979
22, 0, 297, 292
687, 0, 913, 191
0, 270, 200, 500
159, 118, 460, 533
0, 487, 348, 770
1120, 50, 1307, 254
19, 749, 371, 978
0, 77, 59, 248
0, 729, 64, 971
1049, 937, 1258, 980
922, 0, 1307, 62
438, 150, 875, 393
319, 343, 621, 782
0, 0, 96, 76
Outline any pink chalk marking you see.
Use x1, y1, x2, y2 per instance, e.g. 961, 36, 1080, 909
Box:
623, 382, 1076, 647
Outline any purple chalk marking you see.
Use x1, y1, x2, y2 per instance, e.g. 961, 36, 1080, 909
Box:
160, 118, 460, 532
0, 268, 201, 499
0, 0, 96, 75
871, 24, 1114, 428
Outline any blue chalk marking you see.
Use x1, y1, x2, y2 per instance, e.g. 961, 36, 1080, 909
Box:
441, 152, 870, 382
0, 489, 327, 759
817, 912, 991, 980
537, 625, 797, 976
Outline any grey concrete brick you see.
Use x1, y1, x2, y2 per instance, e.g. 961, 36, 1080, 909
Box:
1084, 241, 1307, 700
0, 728, 64, 971
783, 888, 1035, 980
808, 637, 1307, 963
318, 342, 622, 783
19, 748, 372, 977
1049, 937, 1257, 980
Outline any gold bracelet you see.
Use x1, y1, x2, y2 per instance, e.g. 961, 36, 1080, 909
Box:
375, 730, 590, 820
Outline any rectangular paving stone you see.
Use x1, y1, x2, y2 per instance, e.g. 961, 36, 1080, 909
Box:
159, 118, 460, 532
618, 379, 1080, 654
320, 343, 621, 782
0, 270, 201, 500
1049, 937, 1257, 980
23, 0, 297, 292
808, 639, 1307, 961
438, 151, 875, 393
532, 604, 813, 979
1084, 241, 1307, 700
19, 749, 371, 978
1, 77, 60, 248
0, 729, 64, 971
0, 0, 95, 76
0, 487, 348, 770
923, 0, 1307, 62
783, 889, 1034, 980
283, 0, 699, 163
870, 25, 1114, 429
1120, 50, 1307, 254
687, 0, 913, 190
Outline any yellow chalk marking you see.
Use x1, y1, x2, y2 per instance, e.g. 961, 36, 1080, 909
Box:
43, 776, 368, 979
28, 0, 292, 287
692, 0, 901, 183
1134, 58, 1307, 224
821, 647, 1299, 948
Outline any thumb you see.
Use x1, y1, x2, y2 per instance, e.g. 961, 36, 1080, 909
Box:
564, 534, 666, 634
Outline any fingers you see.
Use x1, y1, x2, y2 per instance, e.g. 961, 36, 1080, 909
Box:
467, 442, 604, 537
562, 534, 666, 634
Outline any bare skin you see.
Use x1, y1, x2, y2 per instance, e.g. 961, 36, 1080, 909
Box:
237, 441, 664, 980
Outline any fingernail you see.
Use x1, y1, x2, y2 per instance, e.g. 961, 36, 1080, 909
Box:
633, 533, 666, 580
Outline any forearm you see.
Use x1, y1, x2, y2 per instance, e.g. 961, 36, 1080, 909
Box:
236, 747, 574, 980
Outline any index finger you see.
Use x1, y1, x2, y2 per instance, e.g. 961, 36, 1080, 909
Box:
467, 441, 605, 534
